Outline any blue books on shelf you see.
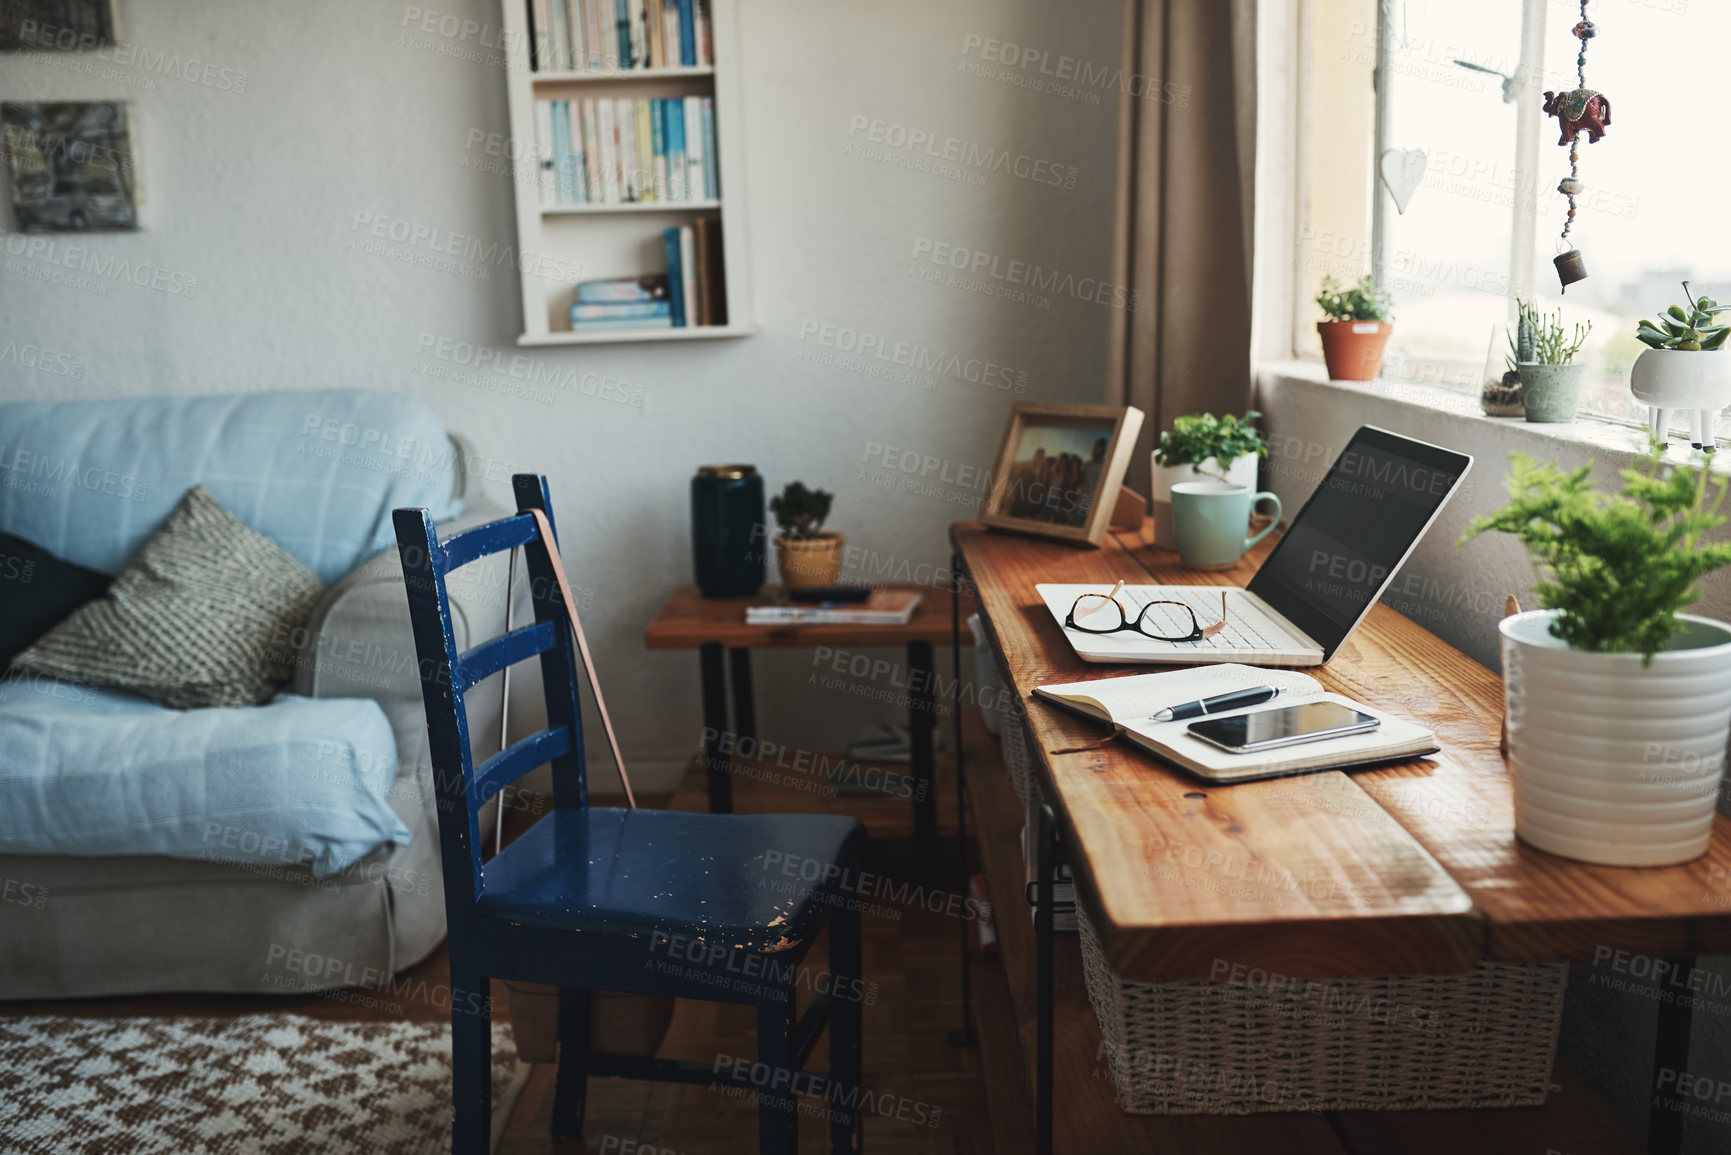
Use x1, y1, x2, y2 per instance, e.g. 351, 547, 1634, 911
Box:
616, 0, 631, 70
662, 226, 686, 327
663, 98, 686, 201
571, 300, 672, 327
678, 0, 695, 67
576, 274, 670, 303
550, 101, 574, 203
701, 97, 717, 199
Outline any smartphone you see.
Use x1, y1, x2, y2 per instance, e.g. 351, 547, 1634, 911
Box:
1187, 702, 1380, 754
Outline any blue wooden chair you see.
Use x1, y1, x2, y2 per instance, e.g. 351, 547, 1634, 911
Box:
393, 475, 866, 1155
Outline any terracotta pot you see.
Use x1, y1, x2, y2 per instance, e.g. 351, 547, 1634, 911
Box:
504, 982, 676, 1064
1317, 321, 1393, 381
775, 531, 845, 589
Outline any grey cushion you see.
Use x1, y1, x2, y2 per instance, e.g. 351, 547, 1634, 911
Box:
12, 486, 325, 709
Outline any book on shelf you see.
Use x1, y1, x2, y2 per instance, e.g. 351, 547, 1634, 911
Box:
575, 274, 669, 302
533, 96, 718, 205
693, 217, 726, 325
1032, 664, 1438, 785
529, 0, 713, 72
570, 300, 672, 328
677, 225, 697, 331
745, 589, 921, 626
662, 226, 686, 327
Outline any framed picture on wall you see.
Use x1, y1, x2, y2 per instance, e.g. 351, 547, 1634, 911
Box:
0, 0, 119, 50
978, 402, 1144, 547
1, 100, 138, 232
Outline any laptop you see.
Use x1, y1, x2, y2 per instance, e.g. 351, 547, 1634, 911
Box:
1036, 425, 1473, 666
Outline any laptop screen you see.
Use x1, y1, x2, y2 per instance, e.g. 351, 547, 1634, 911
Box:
1245, 426, 1472, 659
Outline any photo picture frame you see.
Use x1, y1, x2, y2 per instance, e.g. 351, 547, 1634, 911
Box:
0, 100, 138, 232
978, 402, 1145, 547
0, 0, 119, 51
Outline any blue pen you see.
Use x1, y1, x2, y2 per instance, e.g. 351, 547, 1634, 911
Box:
1148, 685, 1279, 722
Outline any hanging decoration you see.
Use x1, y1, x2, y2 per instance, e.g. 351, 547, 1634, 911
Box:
1378, 147, 1428, 215
1542, 3, 1609, 291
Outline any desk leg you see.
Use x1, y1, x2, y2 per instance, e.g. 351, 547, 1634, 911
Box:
947, 559, 976, 1048
700, 643, 731, 813
1035, 802, 1056, 1155
908, 639, 939, 875
1648, 954, 1696, 1155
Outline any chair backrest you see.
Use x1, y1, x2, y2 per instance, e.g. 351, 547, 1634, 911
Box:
393, 474, 588, 917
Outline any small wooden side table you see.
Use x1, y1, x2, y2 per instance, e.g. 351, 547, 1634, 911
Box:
644, 583, 976, 872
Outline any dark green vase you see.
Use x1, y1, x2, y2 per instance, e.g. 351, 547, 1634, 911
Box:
691, 465, 766, 598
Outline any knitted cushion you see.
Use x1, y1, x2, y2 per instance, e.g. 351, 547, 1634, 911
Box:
12, 487, 325, 709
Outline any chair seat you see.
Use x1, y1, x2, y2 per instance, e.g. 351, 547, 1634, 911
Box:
477, 808, 866, 953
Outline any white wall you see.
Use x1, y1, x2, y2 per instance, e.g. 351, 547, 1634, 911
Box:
0, 0, 1126, 792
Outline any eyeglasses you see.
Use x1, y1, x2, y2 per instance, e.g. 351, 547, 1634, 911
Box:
1064, 581, 1227, 643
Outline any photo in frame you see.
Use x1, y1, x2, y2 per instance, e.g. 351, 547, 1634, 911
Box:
1, 100, 138, 232
978, 402, 1144, 546
0, 0, 119, 51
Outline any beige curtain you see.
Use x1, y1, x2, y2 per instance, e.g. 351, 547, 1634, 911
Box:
1107, 0, 1258, 497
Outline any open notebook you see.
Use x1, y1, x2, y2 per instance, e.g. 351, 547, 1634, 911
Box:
1032, 663, 1437, 784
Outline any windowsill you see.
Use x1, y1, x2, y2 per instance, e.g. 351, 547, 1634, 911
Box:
1256, 359, 1730, 474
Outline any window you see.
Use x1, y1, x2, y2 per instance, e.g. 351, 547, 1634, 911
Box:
1293, 0, 1728, 437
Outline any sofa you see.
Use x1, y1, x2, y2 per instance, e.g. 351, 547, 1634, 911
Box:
0, 390, 516, 999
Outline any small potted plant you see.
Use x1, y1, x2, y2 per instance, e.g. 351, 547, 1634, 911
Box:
1315, 274, 1394, 381
1511, 298, 1592, 423
1461, 449, 1731, 866
1631, 281, 1731, 448
1150, 411, 1268, 545
1481, 310, 1536, 418
770, 481, 843, 589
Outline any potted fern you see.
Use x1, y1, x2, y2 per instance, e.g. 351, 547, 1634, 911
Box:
1150, 411, 1268, 546
1315, 275, 1394, 381
770, 481, 843, 589
1462, 450, 1731, 866
1631, 281, 1731, 448
1511, 299, 1592, 423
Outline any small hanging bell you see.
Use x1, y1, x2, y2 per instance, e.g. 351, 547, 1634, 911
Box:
1555, 248, 1588, 291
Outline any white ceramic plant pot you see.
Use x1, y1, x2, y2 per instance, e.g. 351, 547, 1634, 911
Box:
1501, 610, 1731, 867
1630, 347, 1731, 447
1150, 453, 1258, 547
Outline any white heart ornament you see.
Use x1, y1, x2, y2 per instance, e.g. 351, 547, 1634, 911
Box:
1379, 148, 1427, 215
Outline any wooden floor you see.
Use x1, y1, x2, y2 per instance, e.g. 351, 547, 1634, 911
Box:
0, 793, 990, 1155
0, 727, 1646, 1155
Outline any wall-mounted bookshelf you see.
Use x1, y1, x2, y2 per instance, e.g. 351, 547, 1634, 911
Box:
500, 0, 752, 346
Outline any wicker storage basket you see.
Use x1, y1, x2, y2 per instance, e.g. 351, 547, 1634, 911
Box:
1000, 714, 1039, 805
1076, 907, 1566, 1114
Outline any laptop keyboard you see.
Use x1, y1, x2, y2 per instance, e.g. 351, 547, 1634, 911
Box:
1118, 588, 1292, 652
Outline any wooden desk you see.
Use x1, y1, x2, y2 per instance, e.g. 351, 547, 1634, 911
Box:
952, 519, 1730, 1154
645, 583, 975, 870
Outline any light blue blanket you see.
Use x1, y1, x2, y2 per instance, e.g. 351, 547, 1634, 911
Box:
0, 679, 410, 877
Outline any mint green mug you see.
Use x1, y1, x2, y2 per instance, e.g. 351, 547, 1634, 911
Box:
1169, 481, 1282, 570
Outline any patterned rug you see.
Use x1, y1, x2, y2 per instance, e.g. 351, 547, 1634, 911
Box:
0, 1014, 530, 1154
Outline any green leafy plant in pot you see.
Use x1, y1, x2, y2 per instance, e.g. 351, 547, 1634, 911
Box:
1315, 275, 1394, 381
1510, 298, 1592, 424
770, 481, 843, 589
1461, 449, 1731, 865
1150, 412, 1269, 545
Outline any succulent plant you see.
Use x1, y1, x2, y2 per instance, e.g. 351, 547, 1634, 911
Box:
1507, 298, 1590, 366
1636, 281, 1730, 351
769, 481, 833, 540
1314, 275, 1394, 323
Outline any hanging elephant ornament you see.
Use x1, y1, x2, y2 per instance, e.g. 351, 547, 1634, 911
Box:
1549, 4, 1606, 292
